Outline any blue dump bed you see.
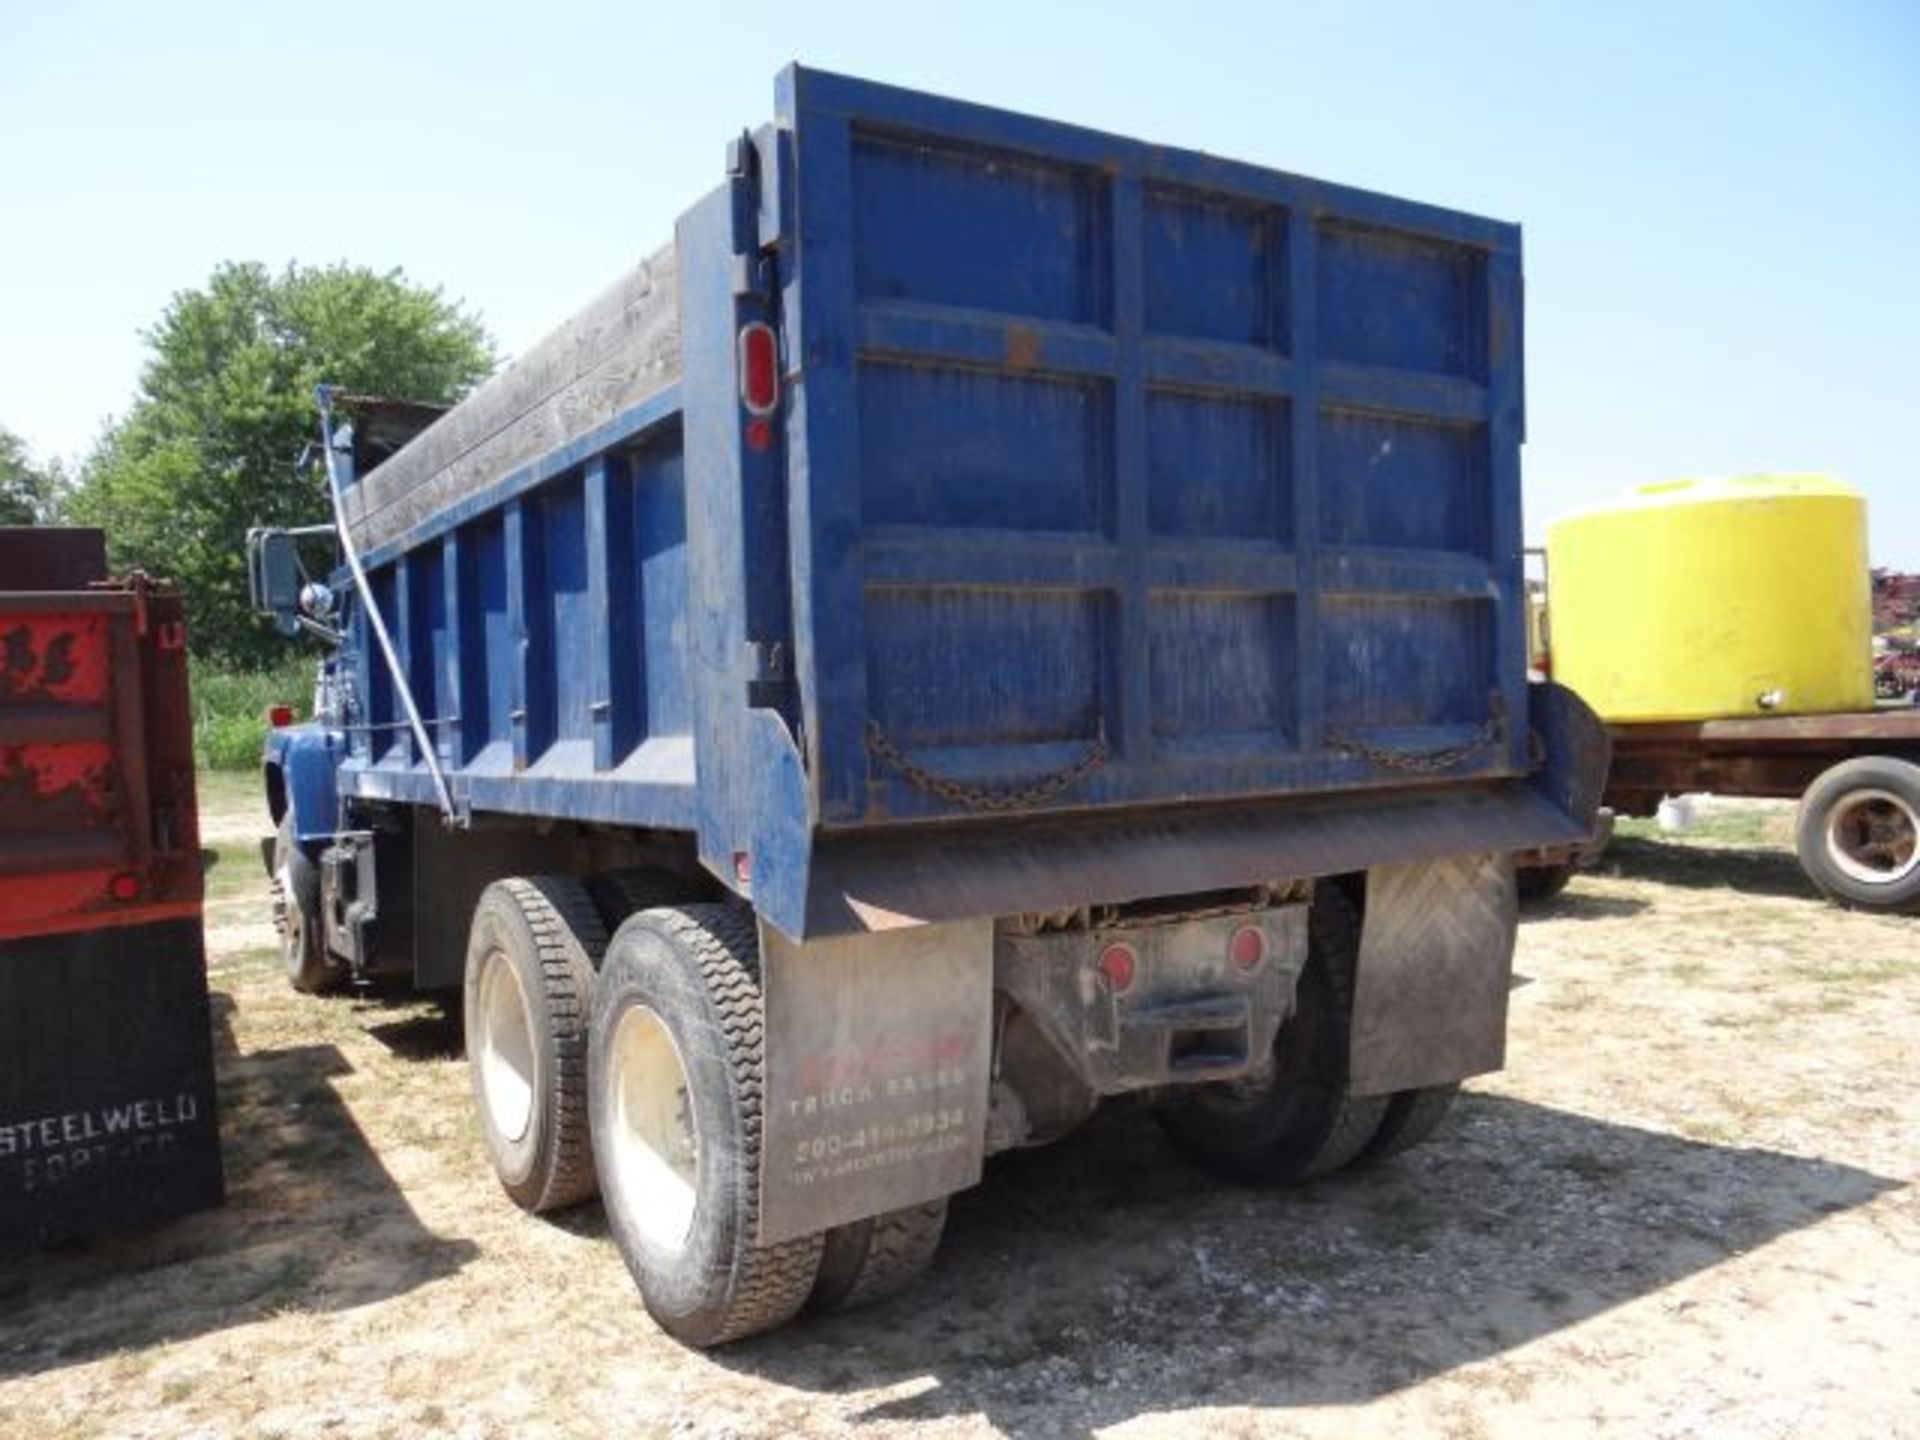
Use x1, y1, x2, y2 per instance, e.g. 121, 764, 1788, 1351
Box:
318, 67, 1598, 939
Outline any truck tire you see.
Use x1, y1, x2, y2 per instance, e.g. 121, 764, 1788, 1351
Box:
809, 1199, 948, 1314
272, 816, 337, 995
589, 904, 825, 1347
1357, 1084, 1461, 1165
1796, 756, 1920, 914
586, 867, 683, 931
463, 876, 608, 1213
1152, 885, 1388, 1184
1516, 862, 1575, 904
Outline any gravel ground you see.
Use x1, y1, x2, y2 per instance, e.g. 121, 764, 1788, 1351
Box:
1, 788, 1915, 1439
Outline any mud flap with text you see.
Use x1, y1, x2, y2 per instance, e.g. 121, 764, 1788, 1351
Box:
1348, 851, 1518, 1097
757, 918, 992, 1244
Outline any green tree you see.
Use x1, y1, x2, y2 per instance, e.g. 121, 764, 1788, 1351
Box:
68, 262, 494, 664
0, 426, 63, 524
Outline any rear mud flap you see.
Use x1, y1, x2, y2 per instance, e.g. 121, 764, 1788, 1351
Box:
757, 919, 992, 1244
1349, 851, 1518, 1096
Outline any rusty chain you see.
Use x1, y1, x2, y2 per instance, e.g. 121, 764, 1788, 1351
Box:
872, 691, 1542, 805
865, 721, 1108, 813
1327, 694, 1509, 775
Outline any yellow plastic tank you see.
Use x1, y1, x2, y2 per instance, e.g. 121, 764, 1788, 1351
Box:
1545, 474, 1873, 722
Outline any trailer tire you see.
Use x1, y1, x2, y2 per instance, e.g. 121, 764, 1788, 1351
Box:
1796, 756, 1920, 914
590, 904, 825, 1347
1516, 862, 1575, 904
586, 867, 684, 931
272, 817, 337, 995
809, 1199, 948, 1314
1358, 1084, 1461, 1165
1152, 885, 1388, 1184
463, 877, 608, 1213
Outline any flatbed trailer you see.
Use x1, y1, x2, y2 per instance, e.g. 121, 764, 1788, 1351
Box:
1607, 707, 1920, 912
1519, 705, 1920, 912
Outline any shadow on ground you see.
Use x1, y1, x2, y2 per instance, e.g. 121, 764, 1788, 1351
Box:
719, 1093, 1897, 1437
1520, 888, 1649, 922
0, 993, 477, 1376
363, 999, 462, 1062
1603, 837, 1818, 901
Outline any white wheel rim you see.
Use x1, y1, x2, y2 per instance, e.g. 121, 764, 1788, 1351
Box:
476, 948, 537, 1145
1825, 787, 1920, 886
607, 1004, 700, 1253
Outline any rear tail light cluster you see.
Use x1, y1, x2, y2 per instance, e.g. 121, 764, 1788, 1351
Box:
1092, 922, 1268, 994
738, 321, 780, 452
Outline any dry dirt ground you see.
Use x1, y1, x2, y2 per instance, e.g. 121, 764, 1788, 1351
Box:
2, 780, 1916, 1439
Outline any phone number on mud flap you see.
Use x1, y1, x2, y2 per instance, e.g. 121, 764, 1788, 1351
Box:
790, 1106, 968, 1177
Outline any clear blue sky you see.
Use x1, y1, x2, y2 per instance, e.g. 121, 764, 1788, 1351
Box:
4, 1, 1916, 562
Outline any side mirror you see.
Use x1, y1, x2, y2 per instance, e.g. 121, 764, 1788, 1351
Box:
247, 528, 304, 634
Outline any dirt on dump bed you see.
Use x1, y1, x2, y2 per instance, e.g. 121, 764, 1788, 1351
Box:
2, 784, 1916, 1439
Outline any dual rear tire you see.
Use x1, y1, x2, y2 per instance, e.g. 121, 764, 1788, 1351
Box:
464, 876, 1457, 1345
463, 877, 608, 1213
1152, 885, 1458, 1183
465, 886, 945, 1346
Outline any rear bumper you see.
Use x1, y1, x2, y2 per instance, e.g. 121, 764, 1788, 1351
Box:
792, 683, 1609, 940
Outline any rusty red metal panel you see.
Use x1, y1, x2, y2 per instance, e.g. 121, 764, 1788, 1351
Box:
1604, 710, 1920, 805
0, 572, 200, 942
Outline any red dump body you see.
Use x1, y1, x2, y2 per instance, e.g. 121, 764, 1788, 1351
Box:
0, 530, 201, 941
0, 528, 222, 1249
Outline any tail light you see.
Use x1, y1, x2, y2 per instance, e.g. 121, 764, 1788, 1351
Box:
1096, 942, 1137, 994
738, 321, 779, 453
1230, 925, 1266, 973
738, 322, 780, 417
267, 704, 295, 728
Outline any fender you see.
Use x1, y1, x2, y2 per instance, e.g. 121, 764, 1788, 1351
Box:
262, 723, 346, 847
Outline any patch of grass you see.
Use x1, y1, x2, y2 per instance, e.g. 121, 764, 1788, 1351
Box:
190, 656, 318, 770
203, 838, 269, 903
248, 1249, 323, 1310
1615, 804, 1793, 852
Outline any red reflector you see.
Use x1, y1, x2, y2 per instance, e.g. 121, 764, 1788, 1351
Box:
267, 704, 294, 728
745, 417, 773, 453
1097, 942, 1136, 994
1230, 925, 1265, 973
738, 321, 780, 417
108, 872, 142, 902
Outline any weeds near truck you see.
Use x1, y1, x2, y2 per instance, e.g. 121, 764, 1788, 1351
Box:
189, 659, 318, 771
1, 789, 1916, 1437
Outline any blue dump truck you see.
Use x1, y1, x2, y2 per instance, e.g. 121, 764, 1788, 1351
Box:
247, 66, 1606, 1346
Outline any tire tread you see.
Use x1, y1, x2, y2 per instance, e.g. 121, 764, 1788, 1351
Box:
651, 904, 824, 1345
490, 876, 607, 1213
810, 1199, 948, 1313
